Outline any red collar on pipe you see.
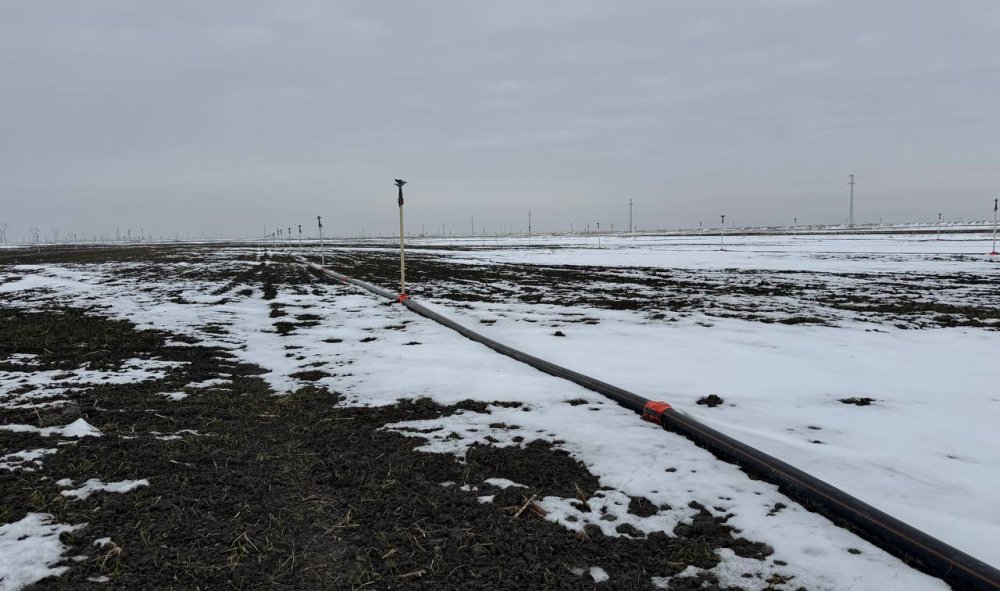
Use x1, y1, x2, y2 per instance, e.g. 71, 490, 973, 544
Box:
642, 401, 672, 424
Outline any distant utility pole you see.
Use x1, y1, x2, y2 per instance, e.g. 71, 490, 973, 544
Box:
528, 210, 532, 246
848, 174, 856, 227
317, 216, 324, 265
628, 199, 633, 233
596, 222, 601, 248
991, 198, 998, 255
471, 217, 474, 237
699, 221, 703, 238
298, 224, 302, 249
287, 227, 292, 248
794, 217, 797, 226
395, 179, 408, 297
936, 213, 942, 241
720, 214, 726, 251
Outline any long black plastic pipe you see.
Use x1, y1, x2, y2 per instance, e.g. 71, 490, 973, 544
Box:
303, 258, 1000, 591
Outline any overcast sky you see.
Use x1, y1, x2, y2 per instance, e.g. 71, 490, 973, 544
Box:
2, 1, 999, 240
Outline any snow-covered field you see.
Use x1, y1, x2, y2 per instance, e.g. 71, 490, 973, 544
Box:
393, 232, 1000, 563
0, 233, 996, 590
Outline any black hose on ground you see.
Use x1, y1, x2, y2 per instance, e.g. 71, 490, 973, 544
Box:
654, 407, 999, 591
303, 259, 1000, 591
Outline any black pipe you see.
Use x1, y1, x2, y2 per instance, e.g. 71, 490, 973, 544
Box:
305, 261, 397, 300
303, 259, 1000, 591
656, 408, 999, 591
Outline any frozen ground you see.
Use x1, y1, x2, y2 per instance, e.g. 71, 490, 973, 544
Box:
379, 232, 1000, 561
0, 235, 996, 589
406, 231, 998, 272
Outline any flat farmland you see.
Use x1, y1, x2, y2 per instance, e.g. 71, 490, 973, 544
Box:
1, 233, 996, 590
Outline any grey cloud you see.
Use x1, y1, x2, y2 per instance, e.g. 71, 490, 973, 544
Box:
1, 0, 998, 240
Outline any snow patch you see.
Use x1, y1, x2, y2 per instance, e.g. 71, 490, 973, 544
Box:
0, 448, 57, 472
0, 513, 81, 591
60, 478, 149, 500
187, 378, 230, 389
483, 477, 527, 489
0, 418, 102, 438
589, 566, 609, 583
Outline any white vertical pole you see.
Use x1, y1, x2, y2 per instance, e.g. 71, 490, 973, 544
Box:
991, 198, 998, 255
399, 203, 406, 295
720, 214, 725, 250
848, 174, 855, 227
396, 179, 407, 296
317, 216, 324, 266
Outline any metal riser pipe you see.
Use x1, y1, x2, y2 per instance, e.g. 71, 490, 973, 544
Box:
302, 258, 1000, 591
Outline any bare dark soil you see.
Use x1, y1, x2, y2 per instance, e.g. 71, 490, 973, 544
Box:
696, 395, 725, 408
0, 247, 788, 590
839, 397, 875, 407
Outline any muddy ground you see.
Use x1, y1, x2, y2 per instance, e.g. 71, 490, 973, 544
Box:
0, 245, 792, 590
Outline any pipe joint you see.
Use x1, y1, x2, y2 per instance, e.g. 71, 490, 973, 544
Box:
642, 401, 672, 424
